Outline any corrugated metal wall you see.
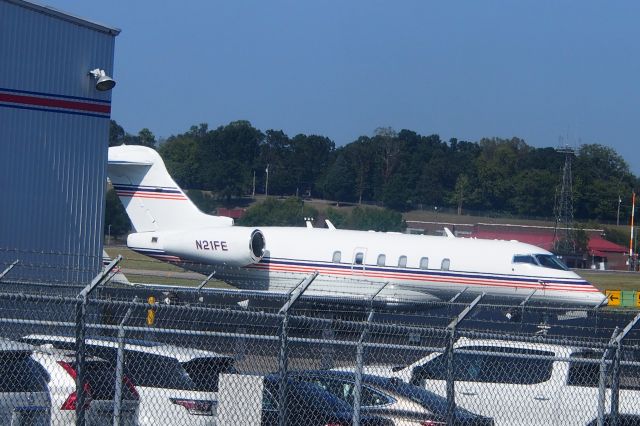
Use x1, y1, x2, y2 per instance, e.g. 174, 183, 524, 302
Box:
0, 0, 118, 285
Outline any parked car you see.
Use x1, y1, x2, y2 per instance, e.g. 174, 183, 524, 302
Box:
23, 334, 235, 426
371, 337, 640, 425
30, 346, 139, 425
284, 370, 493, 425
262, 374, 393, 426
0, 339, 51, 425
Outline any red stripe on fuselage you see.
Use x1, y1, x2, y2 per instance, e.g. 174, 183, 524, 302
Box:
245, 263, 600, 293
116, 191, 187, 200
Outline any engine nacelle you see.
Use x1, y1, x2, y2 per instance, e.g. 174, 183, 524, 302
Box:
128, 227, 265, 267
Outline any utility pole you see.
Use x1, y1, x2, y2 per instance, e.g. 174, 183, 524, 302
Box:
617, 196, 622, 226
265, 164, 269, 196
630, 192, 636, 271
252, 171, 256, 197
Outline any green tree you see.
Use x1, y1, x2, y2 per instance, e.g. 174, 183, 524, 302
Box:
344, 206, 405, 232
574, 144, 636, 220
109, 120, 157, 148
109, 120, 126, 146
382, 174, 411, 211
324, 207, 348, 228
474, 137, 531, 211
136, 128, 156, 148
290, 134, 335, 197
451, 174, 470, 215
323, 153, 356, 202
238, 198, 318, 226
104, 188, 130, 237
186, 190, 217, 213
159, 136, 200, 188
510, 169, 556, 217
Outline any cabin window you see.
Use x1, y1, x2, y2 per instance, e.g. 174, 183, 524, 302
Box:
419, 257, 429, 269
151, 237, 158, 243
441, 258, 450, 270
513, 255, 537, 265
398, 256, 407, 268
354, 252, 364, 265
377, 254, 386, 266
332, 251, 342, 263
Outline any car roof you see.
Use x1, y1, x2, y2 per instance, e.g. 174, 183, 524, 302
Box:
0, 337, 35, 353
453, 336, 575, 354
22, 334, 232, 363
31, 345, 110, 363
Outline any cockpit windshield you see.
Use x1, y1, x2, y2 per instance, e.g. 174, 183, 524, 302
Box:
534, 254, 569, 270
513, 254, 569, 271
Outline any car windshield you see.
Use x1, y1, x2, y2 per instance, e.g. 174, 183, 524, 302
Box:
123, 352, 195, 390
74, 360, 138, 400
534, 254, 569, 270
299, 376, 392, 407
182, 357, 236, 392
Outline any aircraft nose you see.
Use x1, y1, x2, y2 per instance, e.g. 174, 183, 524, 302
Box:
592, 291, 608, 307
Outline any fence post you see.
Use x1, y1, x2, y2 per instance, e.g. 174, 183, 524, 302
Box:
610, 341, 622, 426
277, 272, 318, 426
444, 293, 484, 425
597, 327, 619, 426
74, 298, 88, 426
0, 260, 19, 281
445, 325, 456, 425
352, 310, 375, 426
277, 310, 290, 426
352, 281, 388, 426
608, 312, 640, 426
113, 302, 135, 426
75, 255, 121, 426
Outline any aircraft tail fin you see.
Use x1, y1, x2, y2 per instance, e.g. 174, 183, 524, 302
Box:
107, 145, 233, 232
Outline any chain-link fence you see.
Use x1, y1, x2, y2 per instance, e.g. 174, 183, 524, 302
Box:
0, 257, 639, 425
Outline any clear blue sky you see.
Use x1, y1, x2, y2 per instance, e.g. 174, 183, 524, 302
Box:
47, 1, 640, 175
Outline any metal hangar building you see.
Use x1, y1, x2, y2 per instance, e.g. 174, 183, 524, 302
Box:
0, 0, 119, 285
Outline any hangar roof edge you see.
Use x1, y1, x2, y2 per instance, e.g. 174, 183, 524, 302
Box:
5, 0, 121, 36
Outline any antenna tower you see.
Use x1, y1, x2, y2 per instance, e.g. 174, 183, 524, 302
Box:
553, 144, 576, 254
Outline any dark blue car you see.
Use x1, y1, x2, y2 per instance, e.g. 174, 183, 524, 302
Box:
268, 370, 494, 426
263, 374, 393, 425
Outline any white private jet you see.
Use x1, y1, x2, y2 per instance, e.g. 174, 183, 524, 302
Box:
107, 145, 607, 308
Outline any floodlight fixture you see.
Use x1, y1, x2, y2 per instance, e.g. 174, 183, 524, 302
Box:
88, 68, 116, 91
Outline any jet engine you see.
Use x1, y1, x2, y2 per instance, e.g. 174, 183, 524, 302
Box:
128, 227, 265, 267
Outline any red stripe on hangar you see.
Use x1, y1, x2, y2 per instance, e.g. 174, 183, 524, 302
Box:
0, 92, 110, 114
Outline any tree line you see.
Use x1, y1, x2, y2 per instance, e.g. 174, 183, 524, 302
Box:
107, 119, 638, 235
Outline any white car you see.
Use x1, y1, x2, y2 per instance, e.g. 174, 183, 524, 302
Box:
366, 337, 640, 426
30, 346, 139, 425
0, 339, 50, 425
24, 335, 235, 426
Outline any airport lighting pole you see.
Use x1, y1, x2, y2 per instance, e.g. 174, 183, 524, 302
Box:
265, 164, 269, 196
617, 196, 622, 226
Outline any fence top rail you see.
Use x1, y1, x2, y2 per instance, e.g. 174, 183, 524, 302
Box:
3, 316, 637, 368
0, 290, 630, 351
